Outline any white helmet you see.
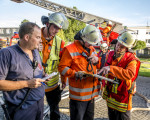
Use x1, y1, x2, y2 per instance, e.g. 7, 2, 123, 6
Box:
118, 32, 136, 48
49, 12, 69, 30
81, 25, 103, 45
107, 21, 112, 26
101, 43, 108, 49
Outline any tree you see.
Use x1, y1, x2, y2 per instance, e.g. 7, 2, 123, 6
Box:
57, 6, 86, 45
63, 17, 86, 44
132, 40, 146, 50
20, 19, 30, 26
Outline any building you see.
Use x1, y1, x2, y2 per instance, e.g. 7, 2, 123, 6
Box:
0, 27, 19, 39
128, 26, 150, 58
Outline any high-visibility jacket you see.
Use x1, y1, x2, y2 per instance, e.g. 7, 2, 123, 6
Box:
40, 28, 65, 92
58, 40, 101, 101
103, 26, 112, 34
102, 51, 140, 112
102, 25, 112, 46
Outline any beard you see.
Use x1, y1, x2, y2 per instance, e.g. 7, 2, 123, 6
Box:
114, 51, 125, 59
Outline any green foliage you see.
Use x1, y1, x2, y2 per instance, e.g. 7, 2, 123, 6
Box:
139, 63, 150, 77
57, 7, 86, 44
20, 19, 30, 26
73, 6, 77, 10
132, 40, 146, 50
139, 58, 150, 62
57, 14, 86, 45
63, 18, 86, 43
124, 26, 128, 29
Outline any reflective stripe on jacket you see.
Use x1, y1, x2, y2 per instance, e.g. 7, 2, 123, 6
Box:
58, 40, 101, 101
103, 51, 140, 112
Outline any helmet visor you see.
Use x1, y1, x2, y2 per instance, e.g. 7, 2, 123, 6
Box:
49, 12, 69, 30
82, 29, 103, 45
59, 13, 69, 30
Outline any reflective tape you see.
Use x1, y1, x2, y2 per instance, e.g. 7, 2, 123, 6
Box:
70, 91, 99, 101
69, 85, 100, 93
61, 67, 70, 75
70, 52, 80, 57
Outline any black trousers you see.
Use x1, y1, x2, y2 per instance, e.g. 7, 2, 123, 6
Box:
108, 107, 131, 120
45, 86, 62, 120
70, 99, 94, 120
7, 98, 44, 120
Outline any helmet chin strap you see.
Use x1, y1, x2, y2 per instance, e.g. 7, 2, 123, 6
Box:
80, 39, 86, 49
74, 29, 90, 53
46, 23, 52, 42
79, 30, 90, 50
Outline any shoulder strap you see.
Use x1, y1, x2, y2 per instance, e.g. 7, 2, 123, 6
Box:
105, 51, 114, 66
14, 88, 31, 112
54, 36, 62, 56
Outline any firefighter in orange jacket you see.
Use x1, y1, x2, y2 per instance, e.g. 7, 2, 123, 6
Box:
102, 21, 112, 46
40, 12, 69, 120
58, 25, 103, 120
98, 32, 141, 120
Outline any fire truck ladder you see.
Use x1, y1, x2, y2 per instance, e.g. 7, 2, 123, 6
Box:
11, 0, 123, 33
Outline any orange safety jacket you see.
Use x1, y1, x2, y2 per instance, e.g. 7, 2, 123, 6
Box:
103, 26, 112, 34
102, 51, 140, 112
58, 40, 101, 101
102, 25, 112, 46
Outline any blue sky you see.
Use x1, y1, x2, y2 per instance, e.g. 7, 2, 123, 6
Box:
0, 0, 150, 27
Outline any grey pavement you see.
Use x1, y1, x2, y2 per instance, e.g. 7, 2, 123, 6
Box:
0, 76, 150, 120
57, 76, 150, 120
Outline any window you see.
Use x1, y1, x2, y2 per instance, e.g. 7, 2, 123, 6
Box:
147, 39, 150, 44
6, 29, 10, 34
0, 29, 4, 34
146, 31, 150, 34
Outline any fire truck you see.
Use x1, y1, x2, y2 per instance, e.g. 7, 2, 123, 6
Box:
0, 38, 7, 49
11, 0, 123, 48
0, 32, 19, 49
9, 32, 19, 46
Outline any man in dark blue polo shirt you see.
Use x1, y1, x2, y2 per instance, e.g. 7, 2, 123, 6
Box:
0, 22, 46, 120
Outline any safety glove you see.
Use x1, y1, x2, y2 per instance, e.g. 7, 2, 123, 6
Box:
75, 71, 87, 81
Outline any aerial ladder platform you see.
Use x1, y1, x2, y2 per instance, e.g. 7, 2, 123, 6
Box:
11, 0, 123, 33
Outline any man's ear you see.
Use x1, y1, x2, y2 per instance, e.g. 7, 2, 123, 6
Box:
24, 34, 30, 42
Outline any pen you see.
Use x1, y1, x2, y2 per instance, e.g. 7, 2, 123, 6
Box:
41, 82, 47, 86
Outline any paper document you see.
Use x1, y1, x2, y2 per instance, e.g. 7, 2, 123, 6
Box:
42, 72, 58, 80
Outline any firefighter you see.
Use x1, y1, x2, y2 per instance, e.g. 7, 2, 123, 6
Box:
98, 32, 141, 120
40, 12, 69, 120
58, 25, 103, 120
102, 21, 112, 46
97, 43, 108, 69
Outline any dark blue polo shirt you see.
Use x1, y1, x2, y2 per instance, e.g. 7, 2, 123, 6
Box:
0, 44, 45, 109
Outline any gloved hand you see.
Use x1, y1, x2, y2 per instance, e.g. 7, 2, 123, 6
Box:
61, 82, 66, 89
88, 54, 99, 65
75, 71, 86, 80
